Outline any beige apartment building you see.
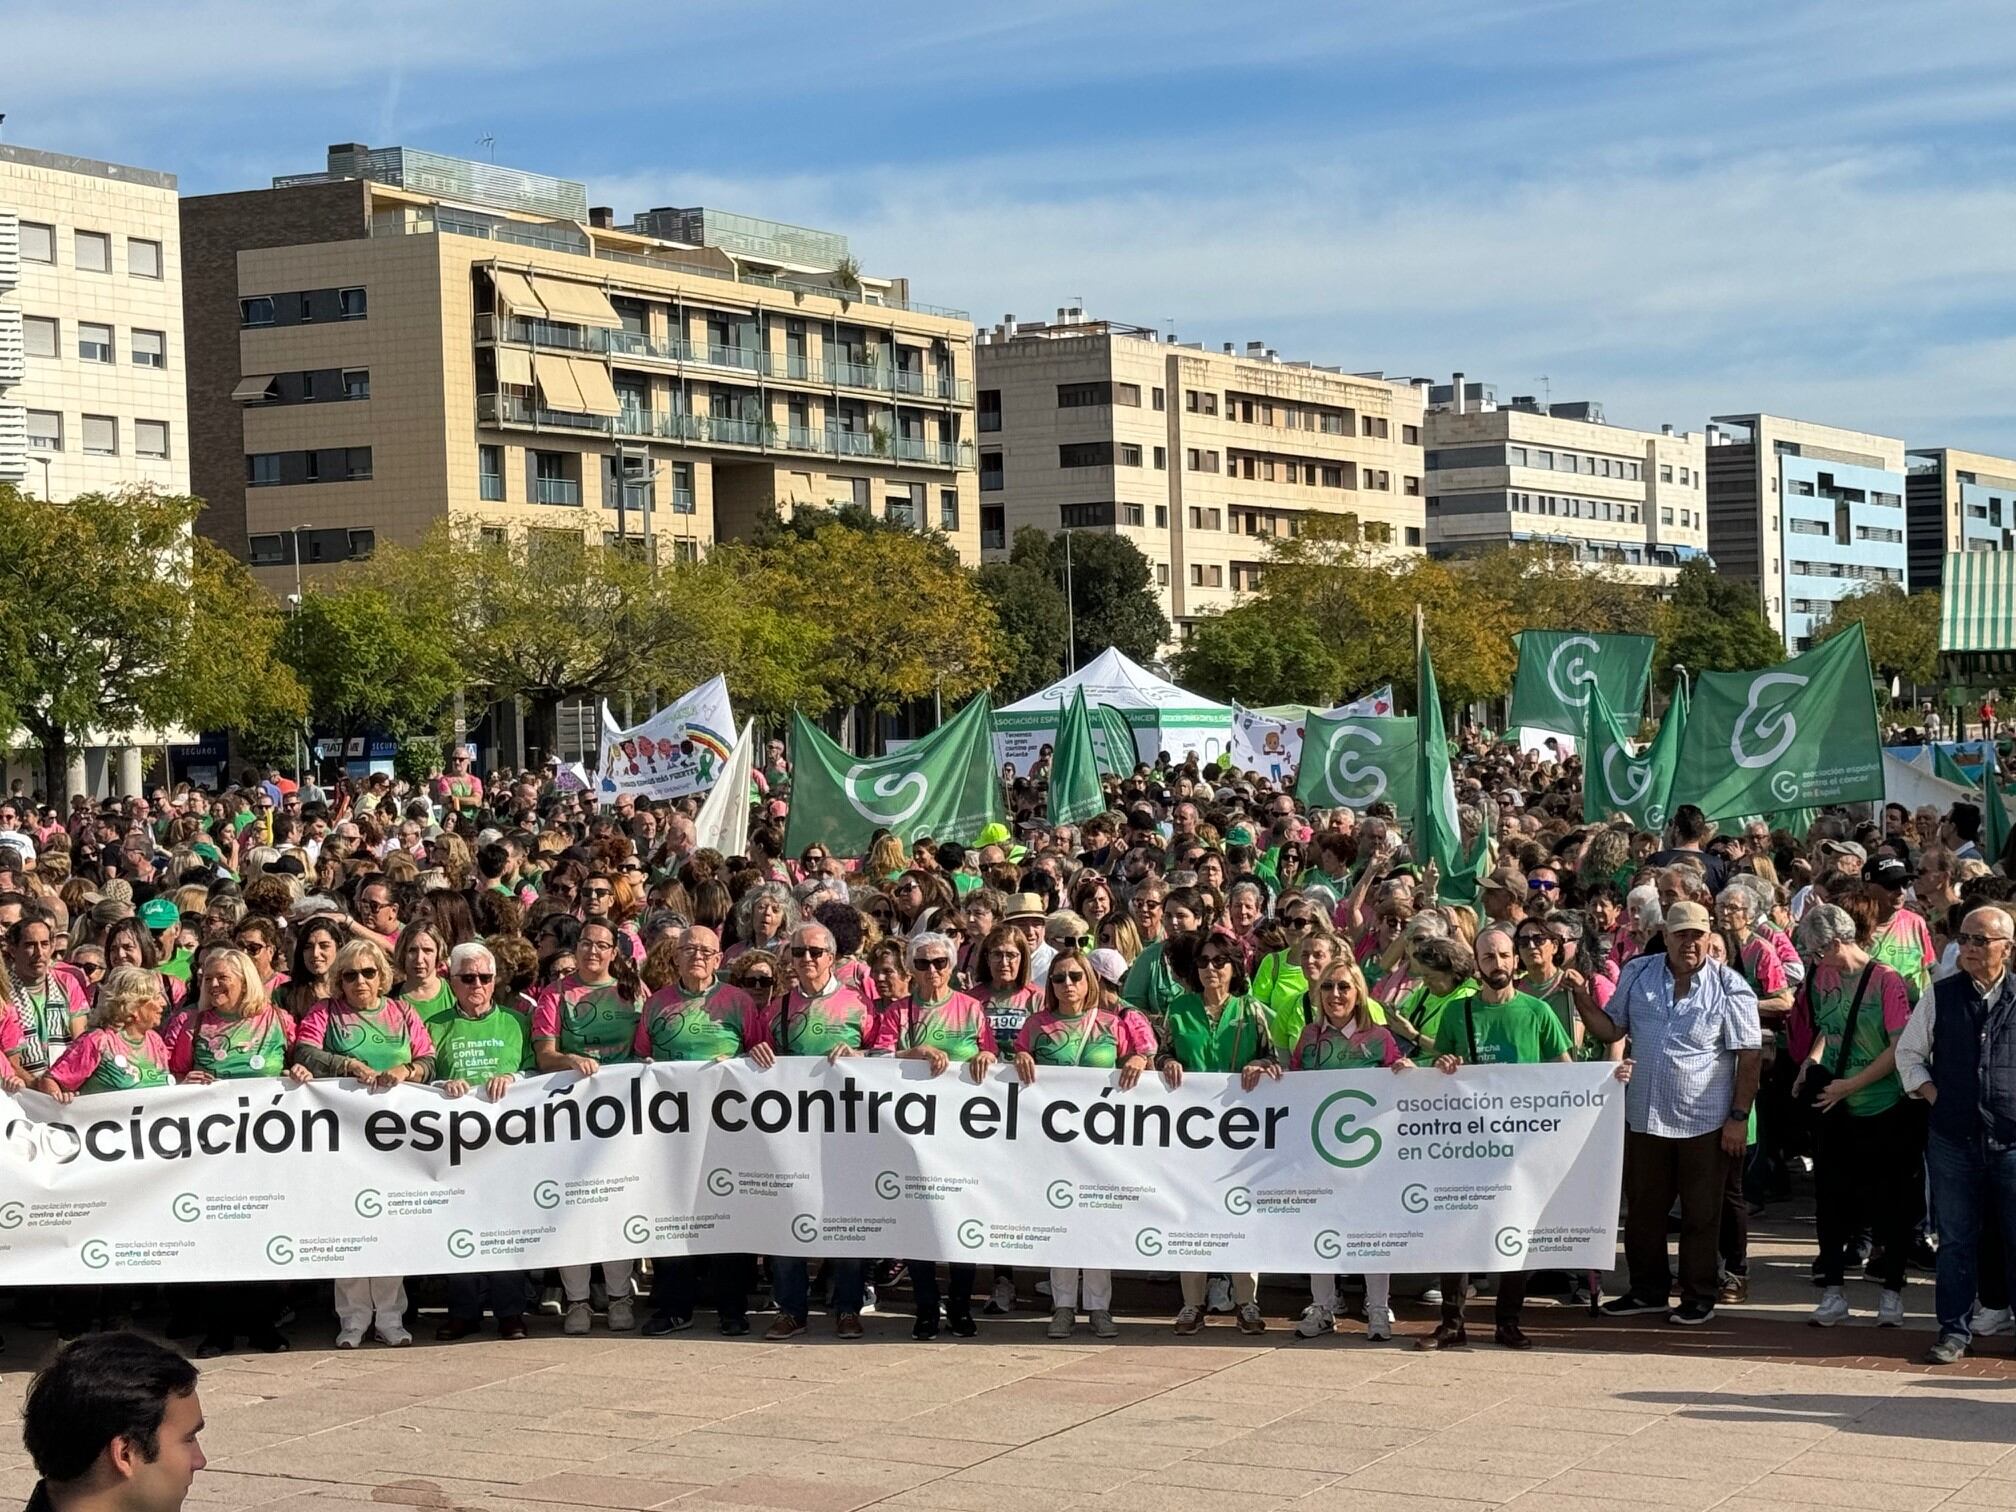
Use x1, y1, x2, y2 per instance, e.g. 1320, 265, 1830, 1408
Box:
1, 143, 191, 797
1423, 378, 1708, 586
182, 144, 978, 592
974, 312, 1425, 632
1906, 446, 2016, 593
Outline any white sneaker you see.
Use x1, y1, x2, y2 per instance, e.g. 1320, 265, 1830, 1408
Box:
1089, 1309, 1119, 1339
335, 1327, 365, 1350
985, 1277, 1016, 1315
1420, 1286, 1443, 1305
861, 1284, 877, 1316
1970, 1304, 2014, 1337
1810, 1287, 1851, 1327
607, 1298, 636, 1332
1206, 1276, 1233, 1313
1295, 1304, 1335, 1339
1047, 1307, 1075, 1339
376, 1322, 413, 1348
1366, 1305, 1394, 1342
1877, 1290, 1905, 1328
563, 1300, 593, 1336
540, 1285, 563, 1315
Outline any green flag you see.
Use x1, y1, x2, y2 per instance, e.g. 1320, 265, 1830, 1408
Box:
1414, 631, 1483, 905
1048, 688, 1105, 825
1671, 624, 1884, 822
1296, 715, 1419, 813
1985, 744, 2012, 867
1932, 743, 1974, 788
1509, 630, 1656, 737
783, 695, 1005, 857
1091, 702, 1139, 780
1583, 681, 1687, 832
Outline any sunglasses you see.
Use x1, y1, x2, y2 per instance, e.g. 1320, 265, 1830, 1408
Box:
1198, 956, 1235, 970
584, 886, 614, 898
1282, 914, 1314, 929
743, 975, 777, 991
1051, 969, 1087, 984
1317, 981, 1354, 996
1957, 932, 2007, 948
915, 957, 951, 970
1528, 880, 1558, 892
1137, 898, 1164, 911
791, 946, 830, 959
340, 967, 379, 982
456, 972, 495, 984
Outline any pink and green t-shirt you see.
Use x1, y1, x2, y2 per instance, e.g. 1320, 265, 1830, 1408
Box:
767, 983, 878, 1057
167, 1007, 297, 1079
532, 975, 642, 1064
1869, 911, 1935, 996
48, 1027, 172, 1093
980, 984, 1044, 1052
1014, 1007, 1155, 1069
1793, 961, 1912, 1117
1290, 1020, 1402, 1071
296, 999, 435, 1073
633, 982, 758, 1062
871, 992, 997, 1061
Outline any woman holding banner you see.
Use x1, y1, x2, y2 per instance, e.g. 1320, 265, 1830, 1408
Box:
1013, 942, 1155, 1339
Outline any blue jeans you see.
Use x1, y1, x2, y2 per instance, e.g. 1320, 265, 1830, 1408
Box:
770, 1257, 864, 1323
1925, 1128, 2016, 1341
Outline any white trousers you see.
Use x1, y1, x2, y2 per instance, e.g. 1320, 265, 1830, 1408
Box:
333, 1275, 407, 1333
1311, 1272, 1391, 1311
1049, 1267, 1113, 1311
559, 1259, 636, 1303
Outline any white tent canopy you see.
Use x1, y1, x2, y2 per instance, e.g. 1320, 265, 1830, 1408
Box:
993, 648, 1233, 772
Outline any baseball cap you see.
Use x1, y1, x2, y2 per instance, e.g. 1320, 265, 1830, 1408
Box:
975, 822, 1012, 848
138, 896, 180, 931
1817, 839, 1867, 862
1087, 948, 1129, 986
1482, 865, 1528, 895
1863, 856, 1909, 889
1664, 900, 1713, 934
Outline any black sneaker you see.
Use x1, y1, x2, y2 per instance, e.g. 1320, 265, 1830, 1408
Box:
718, 1316, 750, 1337
1668, 1300, 1716, 1326
1599, 1293, 1669, 1318
641, 1312, 694, 1337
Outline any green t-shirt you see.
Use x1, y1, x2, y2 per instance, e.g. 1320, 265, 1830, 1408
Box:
1397, 981, 1475, 1057
401, 978, 458, 1036
642, 985, 750, 1062
1427, 990, 1572, 1066
1120, 938, 1183, 1027
1161, 992, 1275, 1072
1251, 951, 1311, 1056
433, 1006, 534, 1083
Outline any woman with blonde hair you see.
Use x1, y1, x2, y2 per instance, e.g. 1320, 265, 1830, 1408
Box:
866, 833, 908, 883
291, 936, 436, 1348
37, 965, 172, 1098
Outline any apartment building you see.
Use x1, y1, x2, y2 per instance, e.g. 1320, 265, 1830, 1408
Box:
1, 144, 191, 796
1706, 414, 1908, 650
1906, 447, 2016, 592
974, 311, 1425, 631
182, 144, 978, 592
1422, 377, 1707, 584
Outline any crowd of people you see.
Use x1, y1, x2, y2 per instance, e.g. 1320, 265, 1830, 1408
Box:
1, 728, 2013, 1366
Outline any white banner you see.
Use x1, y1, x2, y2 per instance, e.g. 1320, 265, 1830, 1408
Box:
0, 1061, 1622, 1283
1327, 684, 1395, 721
597, 676, 737, 807
1229, 705, 1302, 783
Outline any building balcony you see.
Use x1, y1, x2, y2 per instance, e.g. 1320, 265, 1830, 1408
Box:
532, 477, 580, 505
481, 393, 972, 469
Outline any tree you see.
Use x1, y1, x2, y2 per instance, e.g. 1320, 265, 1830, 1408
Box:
278, 584, 462, 749
0, 487, 304, 797
1814, 583, 1940, 687
1652, 557, 1785, 690
977, 547, 1070, 701
1010, 528, 1169, 668
1174, 602, 1339, 706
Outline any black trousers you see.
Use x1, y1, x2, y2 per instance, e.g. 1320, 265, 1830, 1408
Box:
446, 1271, 532, 1323
650, 1254, 750, 1324
909, 1260, 976, 1322
1439, 1271, 1529, 1327
199, 1281, 283, 1343
1625, 1127, 1729, 1306
1814, 1102, 1923, 1290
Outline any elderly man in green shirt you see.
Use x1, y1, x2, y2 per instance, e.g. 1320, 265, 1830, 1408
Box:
429, 941, 535, 1341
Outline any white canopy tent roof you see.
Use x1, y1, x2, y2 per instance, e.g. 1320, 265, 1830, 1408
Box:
993, 648, 1233, 771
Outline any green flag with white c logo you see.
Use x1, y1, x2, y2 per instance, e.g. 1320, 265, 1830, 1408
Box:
1671, 624, 1883, 822
1583, 681, 1686, 832
1508, 630, 1655, 737
1295, 715, 1418, 814
782, 695, 1006, 858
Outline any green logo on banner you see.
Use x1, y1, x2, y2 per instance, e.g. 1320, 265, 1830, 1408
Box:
1224, 1185, 1253, 1216
791, 1214, 820, 1243
171, 1193, 201, 1224
353, 1189, 383, 1219
957, 1219, 986, 1250
784, 696, 1005, 853
1311, 1088, 1382, 1168
1510, 630, 1655, 737
446, 1229, 476, 1259
874, 1171, 903, 1201
1401, 1184, 1430, 1215
1046, 1180, 1076, 1210
264, 1235, 293, 1265
1134, 1226, 1164, 1257
1312, 1229, 1343, 1260
1494, 1226, 1526, 1258
705, 1169, 734, 1198
533, 1179, 562, 1209
81, 1238, 112, 1269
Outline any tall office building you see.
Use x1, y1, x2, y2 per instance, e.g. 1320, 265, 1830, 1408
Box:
1422, 377, 1707, 584
1, 143, 190, 796
1705, 414, 1908, 650
973, 311, 1425, 635
1906, 447, 2016, 592
182, 144, 978, 591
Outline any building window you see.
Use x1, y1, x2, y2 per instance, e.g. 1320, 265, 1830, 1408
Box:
1122, 503, 1145, 527
978, 389, 1001, 432
345, 447, 373, 481
1059, 442, 1108, 468
247, 453, 281, 486
1152, 446, 1166, 470
248, 535, 285, 565
135, 420, 169, 459
1154, 504, 1168, 529
344, 369, 370, 400
74, 231, 110, 273
26, 410, 61, 451
1118, 443, 1143, 467
23, 315, 57, 359
939, 488, 960, 531
131, 329, 166, 369
1405, 526, 1422, 546
1056, 382, 1105, 408
82, 415, 118, 456
1403, 476, 1420, 496
240, 297, 275, 327
338, 287, 368, 319
1060, 502, 1116, 528
980, 451, 1003, 490
479, 445, 504, 501
1152, 387, 1166, 411
78, 323, 113, 363
1402, 424, 1420, 446
1113, 382, 1142, 407
129, 238, 163, 279
1156, 563, 1170, 585
20, 221, 54, 263
1535, 450, 1553, 468
1206, 564, 1222, 587
1189, 564, 1202, 586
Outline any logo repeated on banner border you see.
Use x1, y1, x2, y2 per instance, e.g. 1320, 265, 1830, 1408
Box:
1310, 1088, 1383, 1168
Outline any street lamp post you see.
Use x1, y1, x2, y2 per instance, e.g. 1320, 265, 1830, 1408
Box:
289, 524, 315, 782
31, 453, 53, 501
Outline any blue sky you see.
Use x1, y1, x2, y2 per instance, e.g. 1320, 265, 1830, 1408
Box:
13, 0, 2016, 451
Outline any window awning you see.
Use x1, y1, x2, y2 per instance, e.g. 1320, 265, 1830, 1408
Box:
231, 374, 276, 402
495, 345, 534, 387
569, 357, 621, 416
532, 352, 586, 413
490, 269, 546, 320
530, 277, 622, 328
1940, 549, 2016, 681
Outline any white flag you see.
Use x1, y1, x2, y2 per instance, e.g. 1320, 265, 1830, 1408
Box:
694, 720, 755, 856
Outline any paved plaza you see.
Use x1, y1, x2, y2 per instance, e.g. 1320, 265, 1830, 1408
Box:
4, 1218, 2013, 1512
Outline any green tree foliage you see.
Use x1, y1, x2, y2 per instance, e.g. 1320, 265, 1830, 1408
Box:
1011, 528, 1169, 669
1813, 582, 1940, 687
279, 584, 462, 747
1174, 602, 1339, 706
977, 540, 1071, 702
1651, 557, 1786, 691
0, 487, 304, 796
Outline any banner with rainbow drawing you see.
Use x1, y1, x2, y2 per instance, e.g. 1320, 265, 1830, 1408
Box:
598, 675, 738, 806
